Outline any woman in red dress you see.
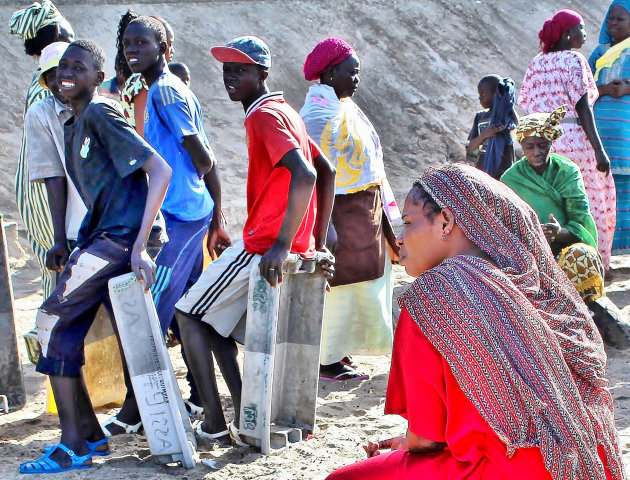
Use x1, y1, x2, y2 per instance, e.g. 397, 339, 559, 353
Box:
327, 164, 625, 480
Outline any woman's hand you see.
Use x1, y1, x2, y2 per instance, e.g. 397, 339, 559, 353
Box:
362, 436, 408, 458
606, 80, 630, 97
541, 213, 562, 244
595, 148, 611, 176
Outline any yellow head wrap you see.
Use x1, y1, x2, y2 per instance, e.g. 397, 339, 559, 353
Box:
516, 105, 567, 143
9, 0, 64, 42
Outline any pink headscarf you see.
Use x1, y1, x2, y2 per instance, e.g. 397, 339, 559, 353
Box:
303, 37, 356, 81
539, 9, 583, 53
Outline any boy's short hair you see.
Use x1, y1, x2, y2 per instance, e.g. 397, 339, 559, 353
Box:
128, 16, 167, 45
150, 15, 173, 40
168, 62, 189, 76
478, 74, 502, 91
68, 39, 105, 71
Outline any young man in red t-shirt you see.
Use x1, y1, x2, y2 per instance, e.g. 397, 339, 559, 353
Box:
174, 35, 336, 445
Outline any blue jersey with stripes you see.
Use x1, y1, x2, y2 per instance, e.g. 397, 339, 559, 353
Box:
145, 71, 214, 221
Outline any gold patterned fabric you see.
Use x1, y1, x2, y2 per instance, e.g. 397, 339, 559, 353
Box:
557, 243, 605, 302
516, 105, 567, 143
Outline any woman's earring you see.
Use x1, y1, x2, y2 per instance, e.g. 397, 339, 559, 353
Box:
441, 229, 451, 241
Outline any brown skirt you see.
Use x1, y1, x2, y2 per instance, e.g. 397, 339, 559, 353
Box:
330, 186, 397, 287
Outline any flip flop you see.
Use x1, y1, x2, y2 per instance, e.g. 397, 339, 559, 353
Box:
228, 421, 249, 448
319, 370, 369, 382
20, 443, 92, 474
185, 399, 204, 420
194, 422, 230, 449
101, 416, 143, 437
340, 356, 358, 369
43, 437, 110, 457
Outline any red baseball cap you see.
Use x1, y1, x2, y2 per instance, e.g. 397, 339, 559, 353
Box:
211, 35, 271, 68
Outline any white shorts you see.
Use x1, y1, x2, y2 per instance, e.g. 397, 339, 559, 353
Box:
175, 241, 260, 341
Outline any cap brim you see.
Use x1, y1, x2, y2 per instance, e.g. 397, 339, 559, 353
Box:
210, 46, 258, 65
38, 73, 49, 89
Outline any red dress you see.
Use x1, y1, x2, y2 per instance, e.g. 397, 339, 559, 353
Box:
328, 307, 612, 479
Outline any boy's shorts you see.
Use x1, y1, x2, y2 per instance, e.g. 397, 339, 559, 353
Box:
175, 240, 259, 343
151, 211, 211, 334
36, 234, 134, 377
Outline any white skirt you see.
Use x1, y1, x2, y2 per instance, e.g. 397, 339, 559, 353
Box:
320, 249, 393, 364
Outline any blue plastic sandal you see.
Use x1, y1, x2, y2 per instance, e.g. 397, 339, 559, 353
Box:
43, 437, 110, 457
20, 443, 92, 474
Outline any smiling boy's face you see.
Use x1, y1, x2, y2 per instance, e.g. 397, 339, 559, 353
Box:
56, 46, 103, 102
43, 67, 68, 104
123, 23, 165, 75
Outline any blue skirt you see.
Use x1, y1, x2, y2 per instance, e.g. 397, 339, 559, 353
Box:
613, 173, 630, 254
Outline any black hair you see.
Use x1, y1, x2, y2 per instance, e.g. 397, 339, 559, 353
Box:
115, 9, 139, 82
168, 62, 188, 76
68, 39, 105, 71
23, 23, 58, 56
477, 74, 502, 92
410, 180, 442, 218
128, 16, 167, 45
150, 16, 174, 40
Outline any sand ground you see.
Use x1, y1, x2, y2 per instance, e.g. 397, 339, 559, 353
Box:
1, 244, 630, 479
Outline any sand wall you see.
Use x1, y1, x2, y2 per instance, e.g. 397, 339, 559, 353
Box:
0, 0, 610, 233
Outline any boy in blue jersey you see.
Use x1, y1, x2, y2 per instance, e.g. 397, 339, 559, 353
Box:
19, 40, 171, 474
99, 16, 230, 434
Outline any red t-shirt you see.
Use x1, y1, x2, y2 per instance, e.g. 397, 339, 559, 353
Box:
243, 92, 321, 256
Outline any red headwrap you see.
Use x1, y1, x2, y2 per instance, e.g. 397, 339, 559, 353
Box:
538, 9, 583, 53
303, 37, 356, 81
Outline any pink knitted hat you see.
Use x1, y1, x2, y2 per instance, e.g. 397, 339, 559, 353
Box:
303, 37, 356, 81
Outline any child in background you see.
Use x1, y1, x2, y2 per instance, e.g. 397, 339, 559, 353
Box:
169, 62, 191, 85
19, 39, 170, 474
467, 74, 518, 179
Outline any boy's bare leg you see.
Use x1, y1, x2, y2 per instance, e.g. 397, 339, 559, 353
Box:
76, 373, 109, 450
105, 306, 142, 433
47, 375, 92, 467
176, 310, 228, 435
205, 327, 242, 429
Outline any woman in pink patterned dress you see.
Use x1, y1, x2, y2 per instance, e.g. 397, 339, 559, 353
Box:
520, 8, 616, 272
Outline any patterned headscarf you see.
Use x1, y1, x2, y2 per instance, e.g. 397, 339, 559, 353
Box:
516, 105, 566, 143
303, 37, 356, 81
9, 0, 64, 41
401, 164, 624, 480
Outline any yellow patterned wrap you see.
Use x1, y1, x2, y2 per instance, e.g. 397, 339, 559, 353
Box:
516, 105, 567, 143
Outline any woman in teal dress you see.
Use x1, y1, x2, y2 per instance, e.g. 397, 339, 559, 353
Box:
589, 0, 630, 253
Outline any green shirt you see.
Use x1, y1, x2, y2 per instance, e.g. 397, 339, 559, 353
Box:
501, 153, 598, 249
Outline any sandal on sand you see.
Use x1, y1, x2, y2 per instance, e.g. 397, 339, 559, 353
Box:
101, 416, 143, 437
320, 362, 369, 382
194, 422, 230, 448
185, 399, 204, 420
43, 437, 110, 457
340, 356, 358, 369
320, 370, 369, 382
228, 421, 249, 448
20, 443, 92, 474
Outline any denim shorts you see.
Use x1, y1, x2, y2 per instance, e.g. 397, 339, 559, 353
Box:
35, 235, 133, 377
